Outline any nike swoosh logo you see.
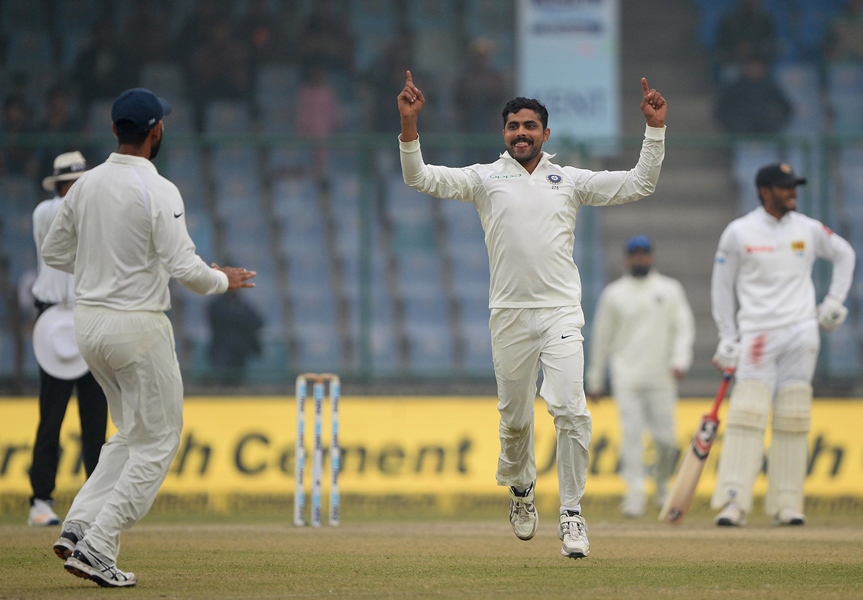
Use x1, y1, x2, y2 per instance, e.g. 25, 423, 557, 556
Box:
561, 334, 575, 339
174, 212, 183, 218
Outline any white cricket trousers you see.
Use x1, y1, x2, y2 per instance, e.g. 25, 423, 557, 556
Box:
64, 306, 184, 563
612, 383, 677, 508
712, 320, 819, 514
490, 306, 592, 513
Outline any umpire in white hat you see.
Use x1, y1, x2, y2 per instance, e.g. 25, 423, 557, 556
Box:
28, 151, 108, 528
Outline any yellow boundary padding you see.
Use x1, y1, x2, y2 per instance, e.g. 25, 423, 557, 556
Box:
2, 396, 862, 514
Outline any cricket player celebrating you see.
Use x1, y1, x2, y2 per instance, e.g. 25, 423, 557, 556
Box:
710, 163, 855, 527
397, 71, 667, 558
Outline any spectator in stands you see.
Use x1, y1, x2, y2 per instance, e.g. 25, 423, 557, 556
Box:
175, 0, 222, 55
207, 291, 264, 385
72, 17, 139, 111
296, 62, 343, 176
714, 0, 778, 83
364, 28, 419, 133
454, 38, 510, 133
296, 0, 354, 76
714, 57, 792, 134
0, 95, 38, 177
117, 0, 175, 66
237, 0, 293, 72
823, 0, 863, 64
36, 85, 84, 182
185, 16, 252, 132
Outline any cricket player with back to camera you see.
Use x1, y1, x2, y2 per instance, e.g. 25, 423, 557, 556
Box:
710, 162, 855, 527
42, 88, 257, 587
397, 70, 667, 558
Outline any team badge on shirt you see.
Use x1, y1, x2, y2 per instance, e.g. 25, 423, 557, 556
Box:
791, 240, 805, 255
547, 174, 562, 184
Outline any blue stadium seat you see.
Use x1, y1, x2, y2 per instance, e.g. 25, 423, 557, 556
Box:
459, 321, 494, 375
204, 101, 252, 134
827, 63, 863, 135
2, 0, 48, 33
165, 145, 205, 207
731, 141, 781, 213
185, 211, 216, 262
774, 63, 824, 135
404, 321, 456, 374
385, 176, 438, 252
255, 63, 300, 107
350, 0, 398, 71
293, 321, 344, 373
140, 62, 186, 100
5, 30, 52, 68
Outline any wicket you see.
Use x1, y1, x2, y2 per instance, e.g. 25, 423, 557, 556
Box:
294, 373, 340, 527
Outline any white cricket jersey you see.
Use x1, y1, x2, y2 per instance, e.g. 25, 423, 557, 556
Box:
41, 153, 227, 311
32, 196, 76, 305
400, 125, 665, 310
585, 270, 695, 391
711, 206, 855, 339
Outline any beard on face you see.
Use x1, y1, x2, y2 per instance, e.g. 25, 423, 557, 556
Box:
150, 135, 162, 160
630, 265, 650, 278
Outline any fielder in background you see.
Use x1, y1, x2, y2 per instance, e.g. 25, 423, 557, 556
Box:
710, 162, 855, 527
28, 151, 108, 528
41, 88, 256, 587
397, 71, 667, 559
586, 235, 695, 518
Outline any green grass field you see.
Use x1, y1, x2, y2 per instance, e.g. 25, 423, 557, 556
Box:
2, 503, 862, 599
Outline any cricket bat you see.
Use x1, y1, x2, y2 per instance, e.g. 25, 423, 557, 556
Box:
659, 372, 733, 525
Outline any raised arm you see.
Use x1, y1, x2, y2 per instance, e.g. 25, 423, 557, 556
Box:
640, 77, 667, 128
397, 70, 425, 142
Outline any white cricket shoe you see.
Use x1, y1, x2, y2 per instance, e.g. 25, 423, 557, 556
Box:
558, 511, 589, 559
775, 507, 805, 526
714, 501, 746, 527
508, 483, 538, 541
64, 543, 137, 588
28, 499, 60, 527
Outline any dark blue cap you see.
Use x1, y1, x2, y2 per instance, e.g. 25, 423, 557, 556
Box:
625, 235, 651, 254
111, 88, 171, 134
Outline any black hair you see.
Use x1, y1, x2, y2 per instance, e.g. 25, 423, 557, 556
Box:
115, 120, 150, 146
501, 97, 548, 129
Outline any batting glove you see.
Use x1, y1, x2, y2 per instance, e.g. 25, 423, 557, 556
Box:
817, 295, 848, 332
712, 338, 739, 371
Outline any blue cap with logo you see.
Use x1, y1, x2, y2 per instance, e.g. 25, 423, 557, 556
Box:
625, 235, 651, 254
111, 88, 171, 134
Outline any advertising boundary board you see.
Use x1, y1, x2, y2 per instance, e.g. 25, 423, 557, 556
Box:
1, 397, 862, 516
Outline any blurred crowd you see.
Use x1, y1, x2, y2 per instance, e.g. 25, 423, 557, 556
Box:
0, 0, 515, 178
703, 0, 863, 135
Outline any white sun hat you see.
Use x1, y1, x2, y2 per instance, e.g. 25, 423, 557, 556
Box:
32, 305, 89, 380
41, 151, 88, 192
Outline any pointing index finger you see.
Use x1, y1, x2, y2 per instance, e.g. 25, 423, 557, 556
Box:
406, 70, 413, 85
641, 77, 649, 95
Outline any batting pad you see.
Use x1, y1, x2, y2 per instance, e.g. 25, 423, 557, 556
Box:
711, 379, 772, 512
766, 383, 812, 516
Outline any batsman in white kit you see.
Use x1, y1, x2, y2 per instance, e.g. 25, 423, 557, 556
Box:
41, 88, 256, 587
710, 163, 855, 527
397, 71, 667, 558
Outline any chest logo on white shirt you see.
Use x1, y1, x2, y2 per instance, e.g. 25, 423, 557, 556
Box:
791, 240, 805, 256
546, 173, 562, 189
489, 174, 523, 179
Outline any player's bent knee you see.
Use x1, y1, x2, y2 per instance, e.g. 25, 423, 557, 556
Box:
726, 379, 772, 430
773, 382, 812, 433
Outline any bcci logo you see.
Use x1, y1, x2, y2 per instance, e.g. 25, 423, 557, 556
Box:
547, 174, 562, 189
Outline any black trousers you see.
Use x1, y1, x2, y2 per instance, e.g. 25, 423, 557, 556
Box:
29, 304, 108, 503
